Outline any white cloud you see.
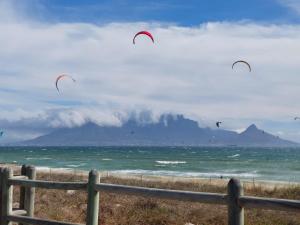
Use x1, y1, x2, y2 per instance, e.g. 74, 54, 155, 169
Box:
234, 128, 247, 134
2, 2, 300, 141
279, 0, 300, 14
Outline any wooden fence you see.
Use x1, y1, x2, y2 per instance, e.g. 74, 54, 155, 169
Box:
0, 165, 299, 225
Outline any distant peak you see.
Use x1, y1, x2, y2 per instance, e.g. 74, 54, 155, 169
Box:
239, 124, 260, 135
246, 124, 258, 131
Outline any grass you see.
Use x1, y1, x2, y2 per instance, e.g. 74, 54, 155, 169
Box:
10, 169, 300, 225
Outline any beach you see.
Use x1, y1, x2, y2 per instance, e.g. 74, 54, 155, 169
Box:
1, 146, 299, 224
2, 163, 299, 225
2, 1, 300, 224
3, 162, 298, 190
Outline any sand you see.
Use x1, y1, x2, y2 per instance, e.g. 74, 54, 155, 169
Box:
1, 163, 298, 190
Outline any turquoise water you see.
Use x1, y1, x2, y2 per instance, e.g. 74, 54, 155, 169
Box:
0, 146, 299, 182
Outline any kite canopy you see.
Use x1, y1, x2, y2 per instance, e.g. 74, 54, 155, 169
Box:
133, 31, 154, 44
55, 74, 76, 92
232, 60, 251, 72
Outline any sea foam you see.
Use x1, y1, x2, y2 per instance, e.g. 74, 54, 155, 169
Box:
156, 161, 186, 164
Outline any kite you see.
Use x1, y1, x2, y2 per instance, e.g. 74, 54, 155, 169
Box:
133, 31, 154, 44
55, 74, 76, 92
216, 122, 222, 128
232, 60, 251, 72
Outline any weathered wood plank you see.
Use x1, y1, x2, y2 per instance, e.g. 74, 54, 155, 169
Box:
14, 176, 28, 180
239, 196, 300, 212
227, 178, 244, 225
86, 170, 100, 225
19, 164, 27, 211
2, 168, 13, 225
12, 210, 27, 216
24, 166, 36, 217
7, 215, 83, 225
0, 167, 4, 225
95, 183, 227, 204
8, 179, 87, 190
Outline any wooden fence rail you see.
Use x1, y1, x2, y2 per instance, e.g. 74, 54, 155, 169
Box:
0, 165, 299, 225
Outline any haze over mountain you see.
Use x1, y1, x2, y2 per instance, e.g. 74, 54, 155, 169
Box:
21, 114, 297, 147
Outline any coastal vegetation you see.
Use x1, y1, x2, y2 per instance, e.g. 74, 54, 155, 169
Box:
11, 170, 300, 225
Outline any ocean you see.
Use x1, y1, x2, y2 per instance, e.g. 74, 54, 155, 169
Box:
0, 146, 299, 182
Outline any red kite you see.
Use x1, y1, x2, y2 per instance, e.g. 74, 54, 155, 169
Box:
133, 31, 154, 44
55, 74, 76, 92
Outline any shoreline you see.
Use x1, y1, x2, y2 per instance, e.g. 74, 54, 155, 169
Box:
1, 163, 299, 189
1, 165, 298, 225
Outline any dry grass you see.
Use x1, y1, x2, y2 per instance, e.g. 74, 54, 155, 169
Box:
10, 170, 300, 225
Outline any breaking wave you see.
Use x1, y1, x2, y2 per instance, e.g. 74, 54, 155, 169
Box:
156, 161, 186, 164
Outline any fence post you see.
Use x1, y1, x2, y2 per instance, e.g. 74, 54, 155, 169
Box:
1, 168, 13, 225
24, 166, 36, 217
228, 178, 244, 225
0, 168, 4, 225
19, 164, 27, 210
86, 170, 100, 225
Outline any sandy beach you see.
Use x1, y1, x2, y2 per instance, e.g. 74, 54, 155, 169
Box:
2, 163, 299, 190
0, 163, 300, 225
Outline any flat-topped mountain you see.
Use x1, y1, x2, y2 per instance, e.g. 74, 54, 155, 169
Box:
21, 115, 297, 146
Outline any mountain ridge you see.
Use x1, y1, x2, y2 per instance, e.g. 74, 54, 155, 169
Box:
20, 115, 298, 147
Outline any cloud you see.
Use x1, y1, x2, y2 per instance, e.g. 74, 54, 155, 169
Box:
279, 0, 300, 14
1, 2, 300, 141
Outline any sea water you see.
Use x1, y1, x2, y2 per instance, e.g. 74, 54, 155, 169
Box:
0, 146, 299, 182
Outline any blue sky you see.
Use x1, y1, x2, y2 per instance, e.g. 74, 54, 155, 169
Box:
2, 0, 300, 142
22, 0, 300, 25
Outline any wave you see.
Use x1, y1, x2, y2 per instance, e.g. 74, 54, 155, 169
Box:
156, 161, 186, 165
66, 165, 80, 168
35, 166, 73, 172
26, 157, 52, 160
228, 154, 240, 158
102, 158, 112, 161
111, 169, 259, 179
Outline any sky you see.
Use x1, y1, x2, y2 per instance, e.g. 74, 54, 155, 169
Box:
1, 0, 300, 142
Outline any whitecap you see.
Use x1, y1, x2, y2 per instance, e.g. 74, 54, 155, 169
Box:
111, 169, 259, 179
25, 157, 52, 160
66, 164, 81, 168
156, 161, 186, 165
